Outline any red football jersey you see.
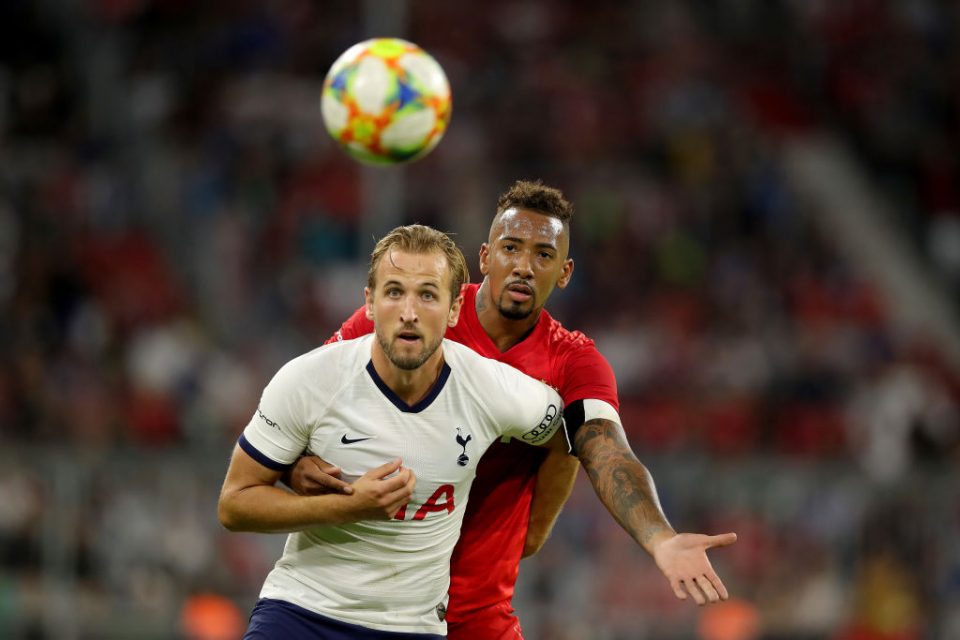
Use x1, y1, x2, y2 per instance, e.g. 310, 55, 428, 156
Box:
327, 283, 619, 626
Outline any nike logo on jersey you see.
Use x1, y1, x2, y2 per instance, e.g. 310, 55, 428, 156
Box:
341, 434, 373, 444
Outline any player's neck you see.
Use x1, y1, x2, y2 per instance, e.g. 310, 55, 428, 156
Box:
370, 344, 447, 407
475, 280, 541, 353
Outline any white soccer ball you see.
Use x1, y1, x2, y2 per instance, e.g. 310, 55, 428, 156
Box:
321, 38, 452, 165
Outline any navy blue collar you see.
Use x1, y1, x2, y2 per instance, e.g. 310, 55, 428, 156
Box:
366, 360, 451, 413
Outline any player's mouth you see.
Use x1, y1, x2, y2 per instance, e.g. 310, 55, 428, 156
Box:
505, 282, 534, 303
396, 330, 422, 344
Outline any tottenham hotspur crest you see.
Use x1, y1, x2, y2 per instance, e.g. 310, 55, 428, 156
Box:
455, 427, 472, 467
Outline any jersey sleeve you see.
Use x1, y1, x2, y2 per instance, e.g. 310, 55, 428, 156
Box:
559, 345, 622, 450
492, 365, 565, 447
239, 359, 314, 471
558, 344, 619, 409
325, 306, 374, 345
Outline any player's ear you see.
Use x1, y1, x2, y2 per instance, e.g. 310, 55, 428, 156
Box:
364, 287, 374, 320
478, 243, 490, 275
556, 258, 574, 290
448, 292, 464, 328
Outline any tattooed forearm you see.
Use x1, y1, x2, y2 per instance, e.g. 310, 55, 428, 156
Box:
575, 419, 675, 551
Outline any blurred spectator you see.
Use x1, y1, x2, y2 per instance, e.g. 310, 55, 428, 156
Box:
846, 350, 960, 483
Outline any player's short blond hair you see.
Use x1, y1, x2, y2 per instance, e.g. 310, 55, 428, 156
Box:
368, 224, 469, 304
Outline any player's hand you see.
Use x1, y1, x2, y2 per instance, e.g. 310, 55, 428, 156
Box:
651, 532, 737, 606
349, 458, 416, 520
288, 455, 354, 496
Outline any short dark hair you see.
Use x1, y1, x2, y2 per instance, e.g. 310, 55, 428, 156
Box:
368, 224, 469, 304
495, 180, 574, 225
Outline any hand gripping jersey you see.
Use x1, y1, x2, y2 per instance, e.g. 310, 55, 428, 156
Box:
240, 334, 564, 636
329, 283, 620, 631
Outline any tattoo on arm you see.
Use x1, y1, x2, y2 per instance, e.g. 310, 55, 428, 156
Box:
574, 419, 674, 550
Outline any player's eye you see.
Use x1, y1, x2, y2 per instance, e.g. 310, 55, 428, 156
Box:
386, 287, 403, 297
539, 251, 553, 260
421, 291, 436, 301
503, 243, 516, 252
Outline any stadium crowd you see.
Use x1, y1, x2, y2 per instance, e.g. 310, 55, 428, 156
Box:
1, 1, 958, 638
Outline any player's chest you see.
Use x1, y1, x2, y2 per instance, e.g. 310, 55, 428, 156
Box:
307, 382, 499, 486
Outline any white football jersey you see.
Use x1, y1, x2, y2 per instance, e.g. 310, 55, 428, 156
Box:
240, 334, 564, 635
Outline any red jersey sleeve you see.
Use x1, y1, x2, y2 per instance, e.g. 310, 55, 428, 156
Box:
559, 343, 619, 410
556, 343, 621, 454
324, 306, 375, 345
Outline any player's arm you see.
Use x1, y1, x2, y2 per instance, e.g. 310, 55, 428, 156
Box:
523, 445, 578, 557
277, 305, 375, 497
282, 455, 354, 495
221, 353, 413, 531
560, 348, 737, 605
218, 445, 415, 532
493, 367, 574, 558
572, 418, 737, 605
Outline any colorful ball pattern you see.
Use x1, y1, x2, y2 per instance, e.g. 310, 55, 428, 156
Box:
321, 38, 452, 165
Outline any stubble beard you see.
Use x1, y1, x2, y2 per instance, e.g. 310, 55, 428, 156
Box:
376, 328, 443, 371
497, 291, 535, 320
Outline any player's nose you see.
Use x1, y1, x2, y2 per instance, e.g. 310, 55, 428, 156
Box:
399, 294, 419, 323
512, 252, 534, 278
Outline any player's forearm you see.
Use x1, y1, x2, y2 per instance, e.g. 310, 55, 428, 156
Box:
218, 485, 355, 533
523, 449, 579, 557
574, 418, 676, 555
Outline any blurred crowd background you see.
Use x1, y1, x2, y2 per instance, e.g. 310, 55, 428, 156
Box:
2, 0, 960, 638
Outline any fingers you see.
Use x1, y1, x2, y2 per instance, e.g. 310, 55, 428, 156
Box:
376, 466, 415, 494
365, 458, 403, 480
669, 578, 688, 602
674, 576, 720, 607
676, 574, 727, 606
354, 462, 417, 519
402, 467, 417, 494
382, 470, 417, 514
314, 459, 343, 478
307, 458, 353, 495
395, 468, 417, 502
682, 579, 706, 605
707, 532, 738, 548
705, 569, 729, 601
694, 575, 721, 603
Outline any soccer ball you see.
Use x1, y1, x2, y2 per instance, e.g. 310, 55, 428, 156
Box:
321, 38, 452, 165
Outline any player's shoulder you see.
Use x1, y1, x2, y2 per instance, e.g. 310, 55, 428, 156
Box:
444, 340, 557, 425
443, 338, 492, 369
276, 334, 372, 384
534, 311, 618, 394
444, 339, 532, 384
539, 310, 601, 354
